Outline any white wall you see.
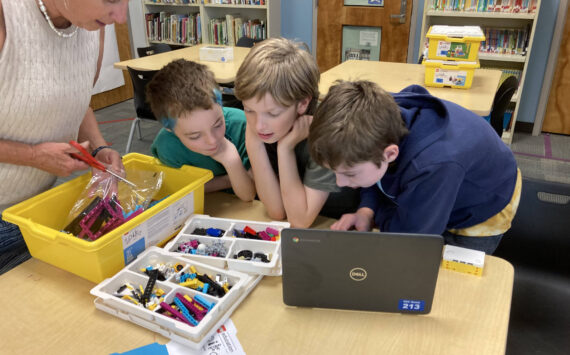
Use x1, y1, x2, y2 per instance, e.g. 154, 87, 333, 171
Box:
128, 1, 147, 58
93, 24, 124, 94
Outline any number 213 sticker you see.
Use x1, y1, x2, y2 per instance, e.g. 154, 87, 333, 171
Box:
398, 299, 425, 312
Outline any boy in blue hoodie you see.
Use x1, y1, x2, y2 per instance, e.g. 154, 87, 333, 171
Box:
309, 80, 521, 254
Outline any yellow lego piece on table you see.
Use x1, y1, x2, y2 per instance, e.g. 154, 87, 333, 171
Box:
442, 245, 485, 276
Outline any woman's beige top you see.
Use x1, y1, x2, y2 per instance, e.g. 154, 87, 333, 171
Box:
0, 0, 99, 212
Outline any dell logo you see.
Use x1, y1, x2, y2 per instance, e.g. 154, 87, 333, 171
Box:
349, 267, 367, 281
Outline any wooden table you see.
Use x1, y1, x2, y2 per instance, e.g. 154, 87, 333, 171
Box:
0, 192, 514, 355
114, 44, 251, 84
319, 60, 503, 116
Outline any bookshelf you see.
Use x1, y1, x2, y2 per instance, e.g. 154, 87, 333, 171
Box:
142, 0, 281, 47
419, 0, 542, 145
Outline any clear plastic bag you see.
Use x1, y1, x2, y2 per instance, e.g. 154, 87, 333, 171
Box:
63, 166, 163, 241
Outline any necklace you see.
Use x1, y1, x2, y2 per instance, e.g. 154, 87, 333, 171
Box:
37, 0, 77, 38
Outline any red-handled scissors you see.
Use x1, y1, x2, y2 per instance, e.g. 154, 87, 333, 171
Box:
69, 140, 137, 188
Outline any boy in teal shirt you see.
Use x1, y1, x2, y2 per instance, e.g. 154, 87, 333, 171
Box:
147, 59, 255, 201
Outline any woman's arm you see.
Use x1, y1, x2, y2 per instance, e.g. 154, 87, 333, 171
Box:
0, 1, 89, 176
0, 140, 89, 176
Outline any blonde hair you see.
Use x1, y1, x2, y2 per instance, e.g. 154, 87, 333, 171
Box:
234, 37, 319, 114
146, 59, 219, 121
310, 80, 408, 169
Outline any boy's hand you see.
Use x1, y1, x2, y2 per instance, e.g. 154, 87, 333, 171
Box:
331, 208, 374, 231
210, 137, 239, 165
278, 115, 313, 151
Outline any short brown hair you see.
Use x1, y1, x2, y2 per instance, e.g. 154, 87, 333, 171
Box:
310, 80, 408, 169
146, 59, 219, 121
234, 37, 319, 114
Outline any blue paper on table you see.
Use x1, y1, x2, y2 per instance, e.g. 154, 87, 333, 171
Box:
111, 342, 169, 355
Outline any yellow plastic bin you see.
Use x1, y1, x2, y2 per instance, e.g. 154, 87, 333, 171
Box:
426, 25, 485, 62
3, 153, 213, 283
423, 59, 480, 89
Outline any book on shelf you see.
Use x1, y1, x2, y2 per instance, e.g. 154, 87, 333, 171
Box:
234, 17, 243, 42
203, 0, 265, 4
226, 14, 236, 46
207, 16, 266, 45
145, 11, 201, 45
147, 0, 201, 4
429, 0, 537, 13
479, 25, 530, 56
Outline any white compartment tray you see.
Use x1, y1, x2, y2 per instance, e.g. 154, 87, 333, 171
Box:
90, 247, 261, 349
164, 215, 290, 276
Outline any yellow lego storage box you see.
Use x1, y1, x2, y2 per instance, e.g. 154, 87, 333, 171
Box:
3, 153, 212, 283
423, 59, 480, 89
426, 25, 485, 62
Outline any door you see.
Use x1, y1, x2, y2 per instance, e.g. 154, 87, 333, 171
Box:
316, 0, 413, 72
542, 5, 570, 135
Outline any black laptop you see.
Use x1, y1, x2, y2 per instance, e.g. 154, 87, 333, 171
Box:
281, 229, 444, 314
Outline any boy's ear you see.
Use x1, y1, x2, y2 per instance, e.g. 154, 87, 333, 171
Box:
383, 144, 399, 163
296, 97, 312, 116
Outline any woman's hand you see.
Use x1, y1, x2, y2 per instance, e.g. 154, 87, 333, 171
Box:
90, 147, 124, 197
31, 141, 90, 176
94, 147, 124, 175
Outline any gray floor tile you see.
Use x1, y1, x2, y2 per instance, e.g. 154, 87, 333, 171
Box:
511, 133, 545, 156
548, 133, 570, 160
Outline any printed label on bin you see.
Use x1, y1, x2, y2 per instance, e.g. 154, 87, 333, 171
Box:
437, 41, 451, 56
437, 41, 471, 59
434, 69, 467, 87
447, 43, 470, 59
123, 226, 146, 264
171, 193, 194, 230
122, 192, 195, 264
398, 299, 425, 312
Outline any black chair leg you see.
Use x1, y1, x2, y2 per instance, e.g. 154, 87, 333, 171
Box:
125, 117, 140, 154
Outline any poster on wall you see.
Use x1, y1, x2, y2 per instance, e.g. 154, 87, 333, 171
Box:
341, 26, 381, 62
344, 0, 384, 6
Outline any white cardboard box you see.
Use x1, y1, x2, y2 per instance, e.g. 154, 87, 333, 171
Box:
199, 46, 234, 62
